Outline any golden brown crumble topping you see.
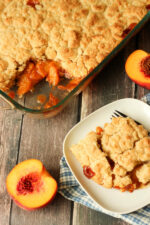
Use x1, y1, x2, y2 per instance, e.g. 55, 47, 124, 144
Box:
0, 0, 149, 91
71, 117, 150, 192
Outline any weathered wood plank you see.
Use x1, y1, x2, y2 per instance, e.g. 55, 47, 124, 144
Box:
0, 109, 23, 225
73, 34, 138, 225
73, 204, 128, 225
10, 97, 79, 225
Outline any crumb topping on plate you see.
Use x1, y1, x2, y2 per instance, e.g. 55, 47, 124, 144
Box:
71, 117, 150, 192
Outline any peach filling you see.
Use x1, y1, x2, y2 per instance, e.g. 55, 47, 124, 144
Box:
96, 126, 103, 135
114, 184, 136, 193
27, 0, 40, 8
140, 56, 150, 77
17, 61, 60, 97
83, 165, 95, 178
8, 91, 15, 99
17, 60, 81, 99
37, 94, 46, 104
44, 93, 59, 109
121, 23, 137, 38
146, 5, 150, 10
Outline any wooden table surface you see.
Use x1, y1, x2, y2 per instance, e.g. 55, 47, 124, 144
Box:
0, 21, 150, 225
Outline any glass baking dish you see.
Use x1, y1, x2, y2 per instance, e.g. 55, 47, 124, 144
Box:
0, 11, 150, 119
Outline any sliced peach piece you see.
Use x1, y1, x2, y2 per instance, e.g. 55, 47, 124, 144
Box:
6, 159, 57, 210
36, 61, 52, 78
125, 50, 150, 89
17, 60, 61, 96
36, 61, 60, 86
46, 62, 60, 86
17, 63, 46, 97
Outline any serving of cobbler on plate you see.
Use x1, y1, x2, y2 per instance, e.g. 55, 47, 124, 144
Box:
0, 0, 150, 97
71, 117, 150, 192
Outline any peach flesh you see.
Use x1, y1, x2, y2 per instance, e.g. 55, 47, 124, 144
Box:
13, 194, 57, 211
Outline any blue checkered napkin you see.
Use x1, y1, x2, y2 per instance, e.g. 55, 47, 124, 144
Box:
58, 157, 150, 225
58, 94, 150, 225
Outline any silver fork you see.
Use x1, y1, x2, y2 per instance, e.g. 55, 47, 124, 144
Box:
112, 110, 150, 136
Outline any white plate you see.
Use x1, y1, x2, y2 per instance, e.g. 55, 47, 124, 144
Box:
63, 98, 150, 214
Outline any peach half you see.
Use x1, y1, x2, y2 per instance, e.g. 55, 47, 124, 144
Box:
6, 159, 58, 210
125, 50, 150, 89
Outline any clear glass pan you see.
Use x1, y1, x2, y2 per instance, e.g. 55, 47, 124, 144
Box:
0, 11, 150, 118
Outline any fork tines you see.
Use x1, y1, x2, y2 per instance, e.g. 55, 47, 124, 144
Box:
111, 110, 127, 119
115, 110, 128, 118
112, 110, 140, 125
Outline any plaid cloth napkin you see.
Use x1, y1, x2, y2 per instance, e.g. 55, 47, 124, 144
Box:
58, 94, 150, 225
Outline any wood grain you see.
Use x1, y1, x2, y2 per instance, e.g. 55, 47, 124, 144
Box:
73, 204, 128, 225
10, 97, 79, 225
0, 109, 23, 225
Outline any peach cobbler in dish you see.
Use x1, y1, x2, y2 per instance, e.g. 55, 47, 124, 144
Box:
71, 117, 150, 192
0, 0, 149, 96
